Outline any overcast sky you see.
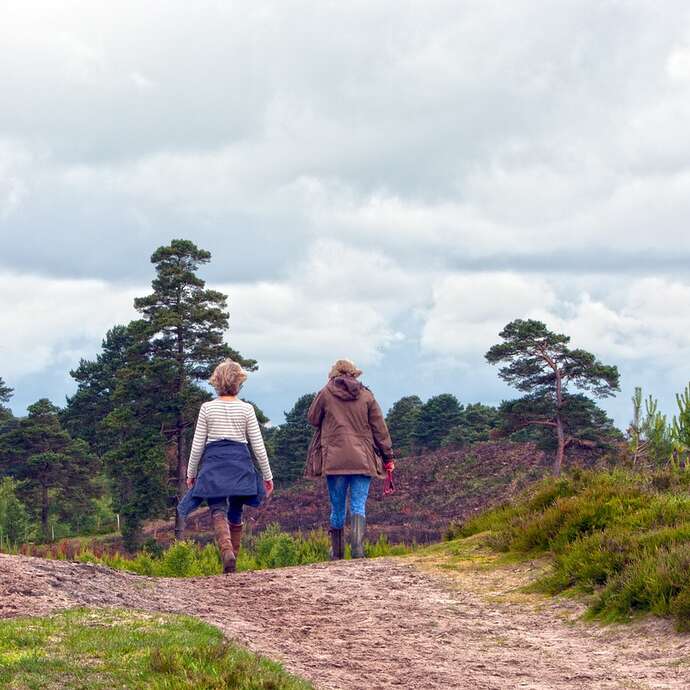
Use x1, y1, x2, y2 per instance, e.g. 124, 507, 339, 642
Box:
2, 1, 690, 428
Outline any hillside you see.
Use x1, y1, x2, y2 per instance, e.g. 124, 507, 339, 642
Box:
148, 441, 605, 545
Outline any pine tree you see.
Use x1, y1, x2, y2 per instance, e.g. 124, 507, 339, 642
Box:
133, 240, 256, 536
413, 394, 463, 450
486, 319, 620, 475
441, 403, 500, 447
272, 394, 316, 483
1, 399, 100, 538
0, 477, 35, 545
385, 395, 423, 455
62, 325, 134, 456
0, 377, 13, 423
0, 377, 12, 406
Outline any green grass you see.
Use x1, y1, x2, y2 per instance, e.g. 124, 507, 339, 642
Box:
0, 608, 313, 689
21, 526, 412, 578
446, 468, 690, 631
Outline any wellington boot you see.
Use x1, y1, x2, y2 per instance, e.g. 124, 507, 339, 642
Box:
229, 522, 243, 558
351, 514, 366, 559
329, 527, 345, 560
212, 511, 236, 574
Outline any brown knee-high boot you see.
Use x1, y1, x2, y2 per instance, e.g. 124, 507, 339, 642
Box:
229, 522, 243, 558
212, 510, 236, 574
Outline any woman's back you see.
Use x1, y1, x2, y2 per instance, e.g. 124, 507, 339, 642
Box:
187, 398, 271, 481
201, 398, 255, 442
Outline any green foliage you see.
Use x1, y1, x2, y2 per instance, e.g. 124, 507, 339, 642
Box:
0, 399, 101, 539
0, 376, 12, 422
454, 468, 690, 630
0, 477, 36, 546
486, 319, 621, 474
41, 526, 411, 576
671, 383, 690, 468
0, 608, 313, 689
385, 395, 423, 455
628, 388, 674, 467
272, 394, 316, 483
414, 394, 462, 450
441, 403, 500, 448
0, 376, 12, 405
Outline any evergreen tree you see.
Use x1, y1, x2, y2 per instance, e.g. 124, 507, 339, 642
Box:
385, 395, 423, 455
133, 239, 256, 535
0, 477, 35, 545
486, 319, 620, 475
1, 399, 100, 538
627, 388, 673, 467
101, 320, 176, 549
441, 403, 500, 447
62, 325, 134, 456
0, 377, 12, 406
413, 394, 463, 450
272, 393, 316, 483
0, 377, 13, 423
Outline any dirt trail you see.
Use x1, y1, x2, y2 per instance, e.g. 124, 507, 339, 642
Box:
1, 553, 688, 690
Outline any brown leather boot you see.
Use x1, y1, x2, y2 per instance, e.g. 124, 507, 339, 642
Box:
329, 527, 345, 560
229, 522, 243, 558
212, 510, 236, 574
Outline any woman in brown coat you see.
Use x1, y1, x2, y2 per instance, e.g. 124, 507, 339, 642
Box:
305, 359, 395, 559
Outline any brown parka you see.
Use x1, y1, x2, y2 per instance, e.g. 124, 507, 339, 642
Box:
304, 375, 394, 479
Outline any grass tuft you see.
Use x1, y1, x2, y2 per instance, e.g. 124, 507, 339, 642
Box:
446, 468, 690, 631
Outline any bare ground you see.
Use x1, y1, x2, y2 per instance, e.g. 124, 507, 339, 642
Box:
1, 552, 689, 690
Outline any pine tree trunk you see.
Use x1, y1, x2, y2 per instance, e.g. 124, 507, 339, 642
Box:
554, 415, 565, 477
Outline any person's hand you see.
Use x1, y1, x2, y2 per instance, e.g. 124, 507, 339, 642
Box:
264, 479, 274, 497
384, 460, 395, 471
186, 476, 195, 489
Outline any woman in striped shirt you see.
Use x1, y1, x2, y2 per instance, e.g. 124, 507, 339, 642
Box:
186, 359, 274, 573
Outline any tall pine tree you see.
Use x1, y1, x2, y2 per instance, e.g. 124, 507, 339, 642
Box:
133, 240, 255, 536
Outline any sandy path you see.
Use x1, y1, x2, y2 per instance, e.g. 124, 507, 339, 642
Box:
1, 553, 688, 689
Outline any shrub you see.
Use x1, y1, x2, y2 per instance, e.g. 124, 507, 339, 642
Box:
458, 468, 690, 630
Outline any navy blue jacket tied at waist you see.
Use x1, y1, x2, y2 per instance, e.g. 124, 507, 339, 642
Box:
177, 439, 265, 521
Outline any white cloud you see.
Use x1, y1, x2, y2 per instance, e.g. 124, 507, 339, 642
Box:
0, 272, 139, 380
421, 272, 690, 370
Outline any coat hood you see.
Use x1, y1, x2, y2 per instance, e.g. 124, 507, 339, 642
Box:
328, 375, 363, 401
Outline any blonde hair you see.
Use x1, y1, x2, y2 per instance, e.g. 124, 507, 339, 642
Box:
328, 358, 363, 380
209, 359, 248, 396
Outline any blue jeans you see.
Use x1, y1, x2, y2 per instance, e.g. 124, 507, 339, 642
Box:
326, 475, 372, 529
207, 496, 244, 524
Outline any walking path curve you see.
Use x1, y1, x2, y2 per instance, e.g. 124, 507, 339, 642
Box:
1, 553, 688, 689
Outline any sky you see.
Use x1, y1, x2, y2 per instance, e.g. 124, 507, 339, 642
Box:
2, 0, 690, 429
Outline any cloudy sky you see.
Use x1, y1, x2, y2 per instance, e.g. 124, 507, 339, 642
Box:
2, 1, 690, 428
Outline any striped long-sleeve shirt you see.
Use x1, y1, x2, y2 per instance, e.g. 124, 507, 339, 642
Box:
187, 399, 273, 481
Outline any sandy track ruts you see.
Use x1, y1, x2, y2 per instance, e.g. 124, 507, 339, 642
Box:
1, 553, 688, 689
